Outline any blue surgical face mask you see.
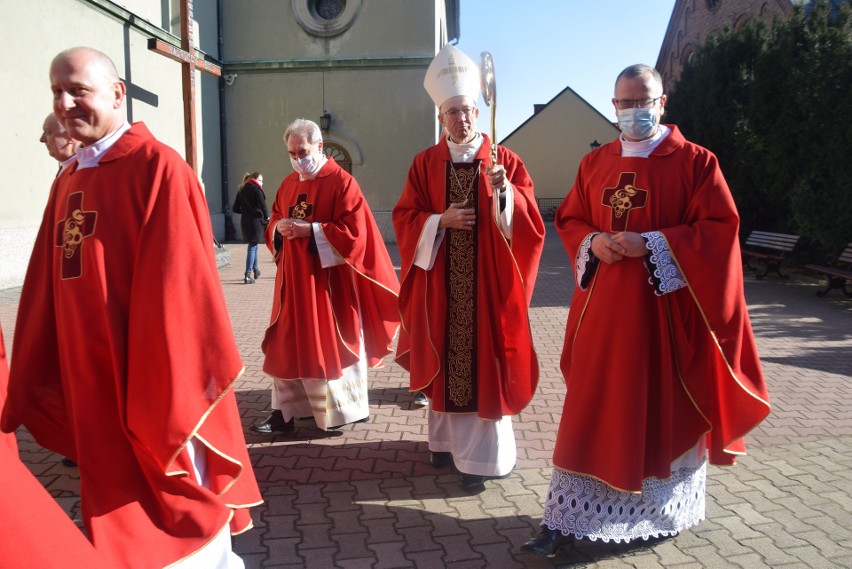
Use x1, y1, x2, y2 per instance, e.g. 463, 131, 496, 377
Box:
617, 107, 659, 140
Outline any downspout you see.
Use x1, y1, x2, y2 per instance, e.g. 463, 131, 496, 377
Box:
218, 0, 236, 241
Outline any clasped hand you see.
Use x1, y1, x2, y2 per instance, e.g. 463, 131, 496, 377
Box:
592, 231, 646, 264
277, 218, 311, 240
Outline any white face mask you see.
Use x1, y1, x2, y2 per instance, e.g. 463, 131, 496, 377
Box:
290, 153, 321, 177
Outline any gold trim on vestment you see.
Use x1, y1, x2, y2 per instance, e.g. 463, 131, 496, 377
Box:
163, 366, 257, 503
659, 233, 771, 452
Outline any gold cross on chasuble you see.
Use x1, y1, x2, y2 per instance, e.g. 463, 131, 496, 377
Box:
288, 193, 314, 220
602, 172, 648, 232
55, 192, 97, 280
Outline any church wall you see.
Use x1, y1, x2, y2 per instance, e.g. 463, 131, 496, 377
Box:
223, 66, 434, 241
224, 0, 436, 61
223, 0, 445, 242
502, 90, 619, 204
0, 0, 225, 289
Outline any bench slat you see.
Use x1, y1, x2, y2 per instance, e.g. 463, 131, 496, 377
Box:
805, 242, 852, 297
837, 243, 852, 264
742, 230, 800, 279
744, 232, 800, 252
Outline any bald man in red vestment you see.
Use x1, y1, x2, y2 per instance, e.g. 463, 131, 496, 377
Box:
1, 47, 261, 568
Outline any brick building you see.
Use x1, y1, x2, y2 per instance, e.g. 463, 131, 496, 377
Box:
656, 0, 795, 90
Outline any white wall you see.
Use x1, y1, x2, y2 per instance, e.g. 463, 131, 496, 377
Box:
0, 0, 223, 288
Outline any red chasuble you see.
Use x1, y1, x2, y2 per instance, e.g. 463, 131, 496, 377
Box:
394, 136, 545, 419
553, 125, 770, 492
0, 326, 13, 454
1, 123, 262, 568
1, 325, 106, 568
262, 158, 400, 380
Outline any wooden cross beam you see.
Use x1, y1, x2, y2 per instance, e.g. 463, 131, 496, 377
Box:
147, 0, 221, 172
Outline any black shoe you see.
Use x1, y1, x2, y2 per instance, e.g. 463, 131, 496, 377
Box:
429, 451, 452, 468
253, 268, 261, 279
244, 272, 255, 284
250, 410, 294, 434
61, 457, 77, 467
458, 473, 486, 493
521, 527, 575, 557
413, 392, 428, 406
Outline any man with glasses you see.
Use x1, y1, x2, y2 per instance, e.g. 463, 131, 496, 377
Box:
523, 64, 770, 556
393, 45, 545, 493
252, 119, 400, 434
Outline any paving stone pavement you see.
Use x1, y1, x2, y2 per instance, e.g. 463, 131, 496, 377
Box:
1, 229, 850, 568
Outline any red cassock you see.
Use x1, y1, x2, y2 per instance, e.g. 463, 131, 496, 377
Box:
0, 123, 262, 568
553, 125, 771, 492
393, 136, 546, 419
262, 158, 400, 380
1, 324, 107, 568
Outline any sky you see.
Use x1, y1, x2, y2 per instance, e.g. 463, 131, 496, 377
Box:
454, 0, 678, 140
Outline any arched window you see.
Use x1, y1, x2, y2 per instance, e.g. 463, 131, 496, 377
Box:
323, 141, 353, 173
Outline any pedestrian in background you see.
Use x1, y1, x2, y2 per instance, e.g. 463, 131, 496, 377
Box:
233, 170, 269, 284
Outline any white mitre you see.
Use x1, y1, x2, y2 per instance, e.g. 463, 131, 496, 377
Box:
423, 44, 480, 108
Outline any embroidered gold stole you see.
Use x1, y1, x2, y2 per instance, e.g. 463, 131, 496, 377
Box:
444, 162, 479, 413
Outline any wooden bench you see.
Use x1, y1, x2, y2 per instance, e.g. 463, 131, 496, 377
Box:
742, 231, 800, 279
805, 242, 852, 297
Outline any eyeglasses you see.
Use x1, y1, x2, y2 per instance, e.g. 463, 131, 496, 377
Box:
613, 96, 663, 110
441, 106, 476, 120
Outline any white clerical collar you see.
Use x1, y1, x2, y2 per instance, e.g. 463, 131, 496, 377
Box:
620, 124, 670, 158
446, 132, 483, 164
76, 122, 131, 170
298, 154, 328, 181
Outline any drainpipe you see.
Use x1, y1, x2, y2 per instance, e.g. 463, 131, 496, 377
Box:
218, 0, 236, 241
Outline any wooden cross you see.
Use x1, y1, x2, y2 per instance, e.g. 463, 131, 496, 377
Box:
147, 0, 221, 172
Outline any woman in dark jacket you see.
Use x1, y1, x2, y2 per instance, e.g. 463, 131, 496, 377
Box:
232, 171, 270, 284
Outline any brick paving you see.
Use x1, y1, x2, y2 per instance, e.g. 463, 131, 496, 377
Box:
1, 229, 850, 568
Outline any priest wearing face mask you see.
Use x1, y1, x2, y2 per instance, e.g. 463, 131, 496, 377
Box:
393, 45, 545, 493
252, 119, 400, 434
522, 64, 770, 556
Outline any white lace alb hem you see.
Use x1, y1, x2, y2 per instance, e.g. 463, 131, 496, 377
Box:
541, 461, 706, 543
